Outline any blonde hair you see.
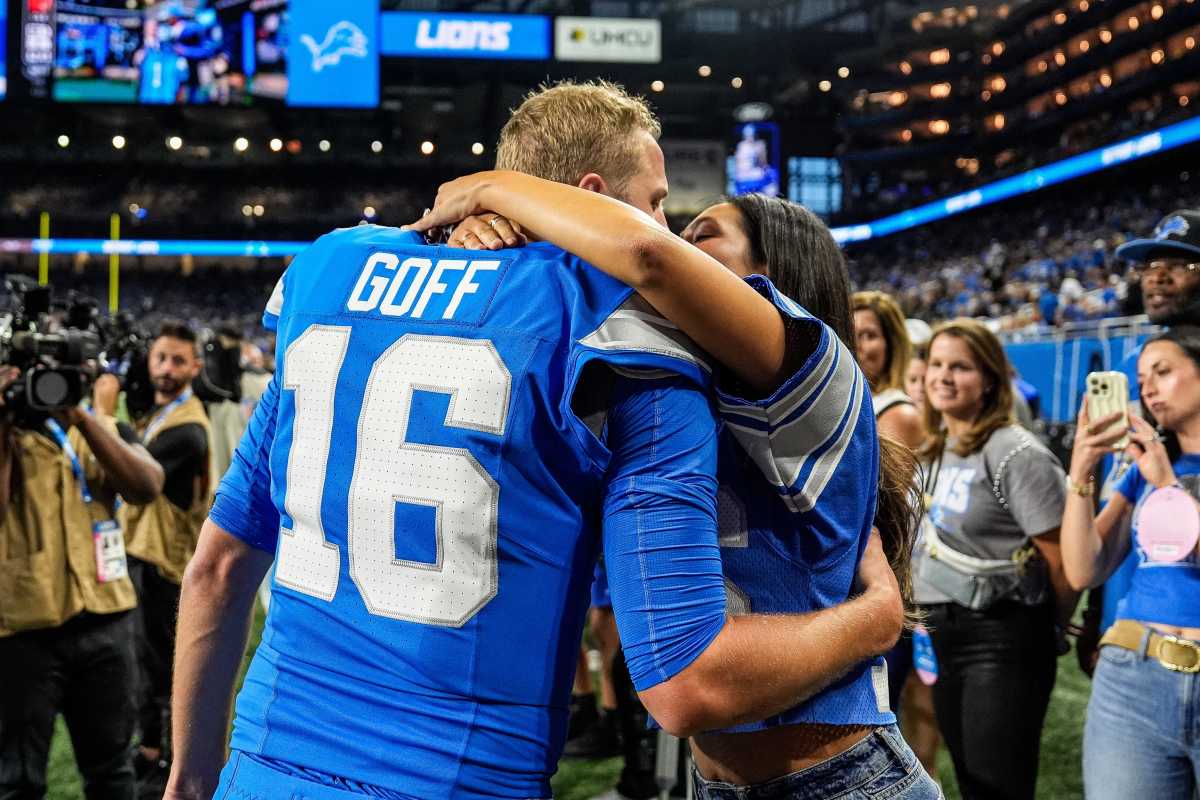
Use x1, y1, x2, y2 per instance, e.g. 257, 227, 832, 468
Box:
495, 80, 661, 198
852, 290, 912, 395
920, 318, 1016, 459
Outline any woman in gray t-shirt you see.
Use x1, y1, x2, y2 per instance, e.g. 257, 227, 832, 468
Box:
916, 319, 1076, 800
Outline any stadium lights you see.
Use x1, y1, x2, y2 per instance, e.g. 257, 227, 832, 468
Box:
1187, 36, 1196, 49
1128, 16, 1139, 30
363, 206, 376, 219
319, 139, 332, 152
167, 136, 183, 151
930, 82, 952, 98
900, 129, 913, 142
1151, 49, 1165, 64
1182, 96, 1192, 107
993, 113, 1006, 130
57, 135, 70, 148
234, 137, 249, 152
650, 80, 665, 92
1038, 60, 1049, 73
731, 76, 744, 89
371, 140, 383, 154
1079, 39, 1090, 53
420, 141, 435, 156
1099, 29, 1112, 43
1054, 51, 1066, 66
1079, 0, 1089, 10
1151, 4, 1163, 19
838, 66, 850, 78
929, 48, 950, 65
991, 42, 1004, 56
253, 204, 265, 217
1100, 72, 1113, 87
1056, 91, 1069, 105
1054, 11, 1067, 24
990, 76, 1007, 92
241, 205, 253, 217
471, 142, 485, 156
269, 138, 283, 152
889, 91, 908, 106
929, 119, 950, 135
698, 65, 712, 77
818, 80, 832, 92
899, 60, 912, 75
982, 89, 993, 101
112, 135, 126, 150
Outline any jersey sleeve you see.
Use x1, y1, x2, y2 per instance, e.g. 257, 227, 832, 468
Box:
601, 374, 726, 692
263, 274, 285, 332
714, 276, 875, 515
209, 372, 281, 553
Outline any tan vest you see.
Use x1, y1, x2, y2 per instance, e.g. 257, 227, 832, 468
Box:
122, 395, 213, 584
0, 421, 136, 637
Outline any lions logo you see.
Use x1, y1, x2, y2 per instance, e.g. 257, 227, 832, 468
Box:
1155, 214, 1190, 241
300, 21, 369, 73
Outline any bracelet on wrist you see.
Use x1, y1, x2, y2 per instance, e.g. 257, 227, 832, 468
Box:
1066, 474, 1094, 497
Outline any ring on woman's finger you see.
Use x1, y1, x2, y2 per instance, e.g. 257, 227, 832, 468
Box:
486, 217, 502, 230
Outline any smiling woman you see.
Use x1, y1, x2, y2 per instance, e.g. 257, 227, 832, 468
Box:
914, 318, 1078, 800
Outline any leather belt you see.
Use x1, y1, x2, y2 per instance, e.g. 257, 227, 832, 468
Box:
1100, 619, 1200, 673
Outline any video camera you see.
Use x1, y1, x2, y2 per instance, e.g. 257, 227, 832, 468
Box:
0, 276, 104, 419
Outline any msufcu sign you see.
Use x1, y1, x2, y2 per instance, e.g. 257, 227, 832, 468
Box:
555, 17, 661, 63
381, 11, 551, 60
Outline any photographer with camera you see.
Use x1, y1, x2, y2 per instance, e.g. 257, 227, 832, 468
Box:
0, 323, 165, 797
121, 322, 213, 789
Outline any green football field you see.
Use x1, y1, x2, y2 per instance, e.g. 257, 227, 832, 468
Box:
44, 608, 1090, 800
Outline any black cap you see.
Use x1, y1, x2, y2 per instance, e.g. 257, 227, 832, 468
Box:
1115, 209, 1200, 263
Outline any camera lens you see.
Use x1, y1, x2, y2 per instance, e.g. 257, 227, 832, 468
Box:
1101, 384, 1109, 392
32, 371, 70, 408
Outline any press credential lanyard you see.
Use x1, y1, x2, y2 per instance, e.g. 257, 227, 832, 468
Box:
143, 389, 192, 442
44, 417, 128, 583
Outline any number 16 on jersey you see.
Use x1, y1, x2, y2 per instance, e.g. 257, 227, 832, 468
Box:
275, 325, 512, 627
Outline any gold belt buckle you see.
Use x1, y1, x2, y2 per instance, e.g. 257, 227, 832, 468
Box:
1158, 634, 1200, 673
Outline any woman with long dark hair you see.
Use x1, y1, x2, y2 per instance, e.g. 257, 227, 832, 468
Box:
1062, 325, 1200, 800
409, 175, 935, 799
915, 319, 1078, 800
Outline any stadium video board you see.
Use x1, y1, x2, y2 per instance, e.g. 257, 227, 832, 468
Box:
22, 0, 378, 107
727, 122, 781, 197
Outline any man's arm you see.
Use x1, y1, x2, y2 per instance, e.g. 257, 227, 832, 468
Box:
68, 408, 164, 505
166, 520, 272, 800
601, 375, 902, 739
643, 535, 900, 737
166, 375, 282, 797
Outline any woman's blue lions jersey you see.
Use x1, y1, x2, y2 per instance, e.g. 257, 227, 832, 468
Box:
711, 277, 894, 731
210, 226, 727, 799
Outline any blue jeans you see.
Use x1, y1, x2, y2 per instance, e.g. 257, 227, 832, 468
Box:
691, 724, 942, 800
1083, 639, 1200, 800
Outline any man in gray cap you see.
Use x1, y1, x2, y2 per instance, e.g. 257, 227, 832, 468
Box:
1117, 209, 1200, 327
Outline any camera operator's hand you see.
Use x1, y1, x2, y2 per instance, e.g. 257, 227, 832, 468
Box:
92, 373, 120, 417
0, 366, 20, 407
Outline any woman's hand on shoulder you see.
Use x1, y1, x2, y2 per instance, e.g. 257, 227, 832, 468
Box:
446, 215, 526, 250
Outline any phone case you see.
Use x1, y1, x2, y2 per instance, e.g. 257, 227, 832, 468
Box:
1086, 371, 1130, 450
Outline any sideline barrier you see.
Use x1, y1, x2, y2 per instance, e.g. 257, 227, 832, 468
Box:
1002, 316, 1156, 422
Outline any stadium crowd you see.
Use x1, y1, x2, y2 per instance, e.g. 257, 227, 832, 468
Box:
0, 80, 1197, 800
848, 165, 1198, 329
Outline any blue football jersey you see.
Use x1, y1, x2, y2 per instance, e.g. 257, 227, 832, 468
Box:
212, 226, 725, 799
712, 277, 895, 730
